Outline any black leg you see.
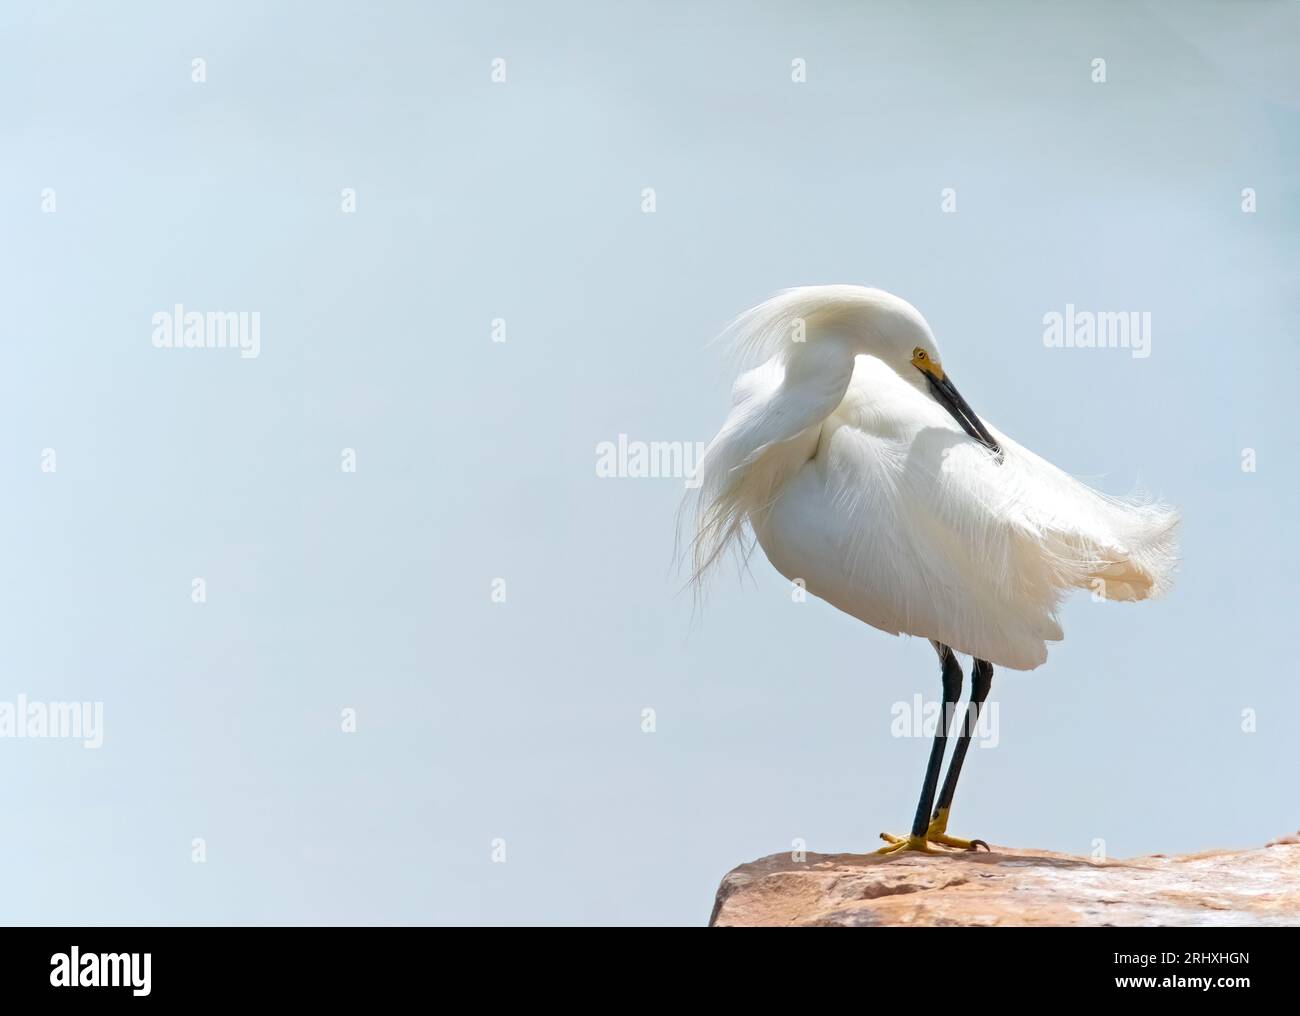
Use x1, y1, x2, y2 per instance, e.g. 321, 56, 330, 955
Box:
907, 645, 964, 839
933, 657, 993, 820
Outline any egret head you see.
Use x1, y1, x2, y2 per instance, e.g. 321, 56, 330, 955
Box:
908, 343, 1002, 460
728, 286, 1003, 461
826, 290, 999, 461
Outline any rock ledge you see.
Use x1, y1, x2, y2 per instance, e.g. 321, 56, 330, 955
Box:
709, 834, 1300, 927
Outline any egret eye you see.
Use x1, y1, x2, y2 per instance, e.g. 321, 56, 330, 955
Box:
914, 348, 927, 360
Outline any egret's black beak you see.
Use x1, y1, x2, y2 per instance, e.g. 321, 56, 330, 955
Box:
924, 372, 1003, 462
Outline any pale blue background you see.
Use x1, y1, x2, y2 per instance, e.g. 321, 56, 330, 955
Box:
2, 1, 1297, 925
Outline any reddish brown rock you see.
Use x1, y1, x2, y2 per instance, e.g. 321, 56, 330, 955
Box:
709, 836, 1300, 927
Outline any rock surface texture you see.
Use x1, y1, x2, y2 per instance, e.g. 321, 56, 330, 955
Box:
709, 834, 1300, 927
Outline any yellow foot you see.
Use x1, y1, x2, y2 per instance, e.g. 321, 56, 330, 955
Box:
926, 829, 989, 850
874, 833, 941, 855
876, 808, 990, 855
926, 807, 989, 851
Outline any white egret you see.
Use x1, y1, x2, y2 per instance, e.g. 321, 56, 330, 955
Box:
686, 286, 1179, 854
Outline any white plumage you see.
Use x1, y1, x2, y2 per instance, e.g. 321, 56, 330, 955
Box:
688, 286, 1178, 670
